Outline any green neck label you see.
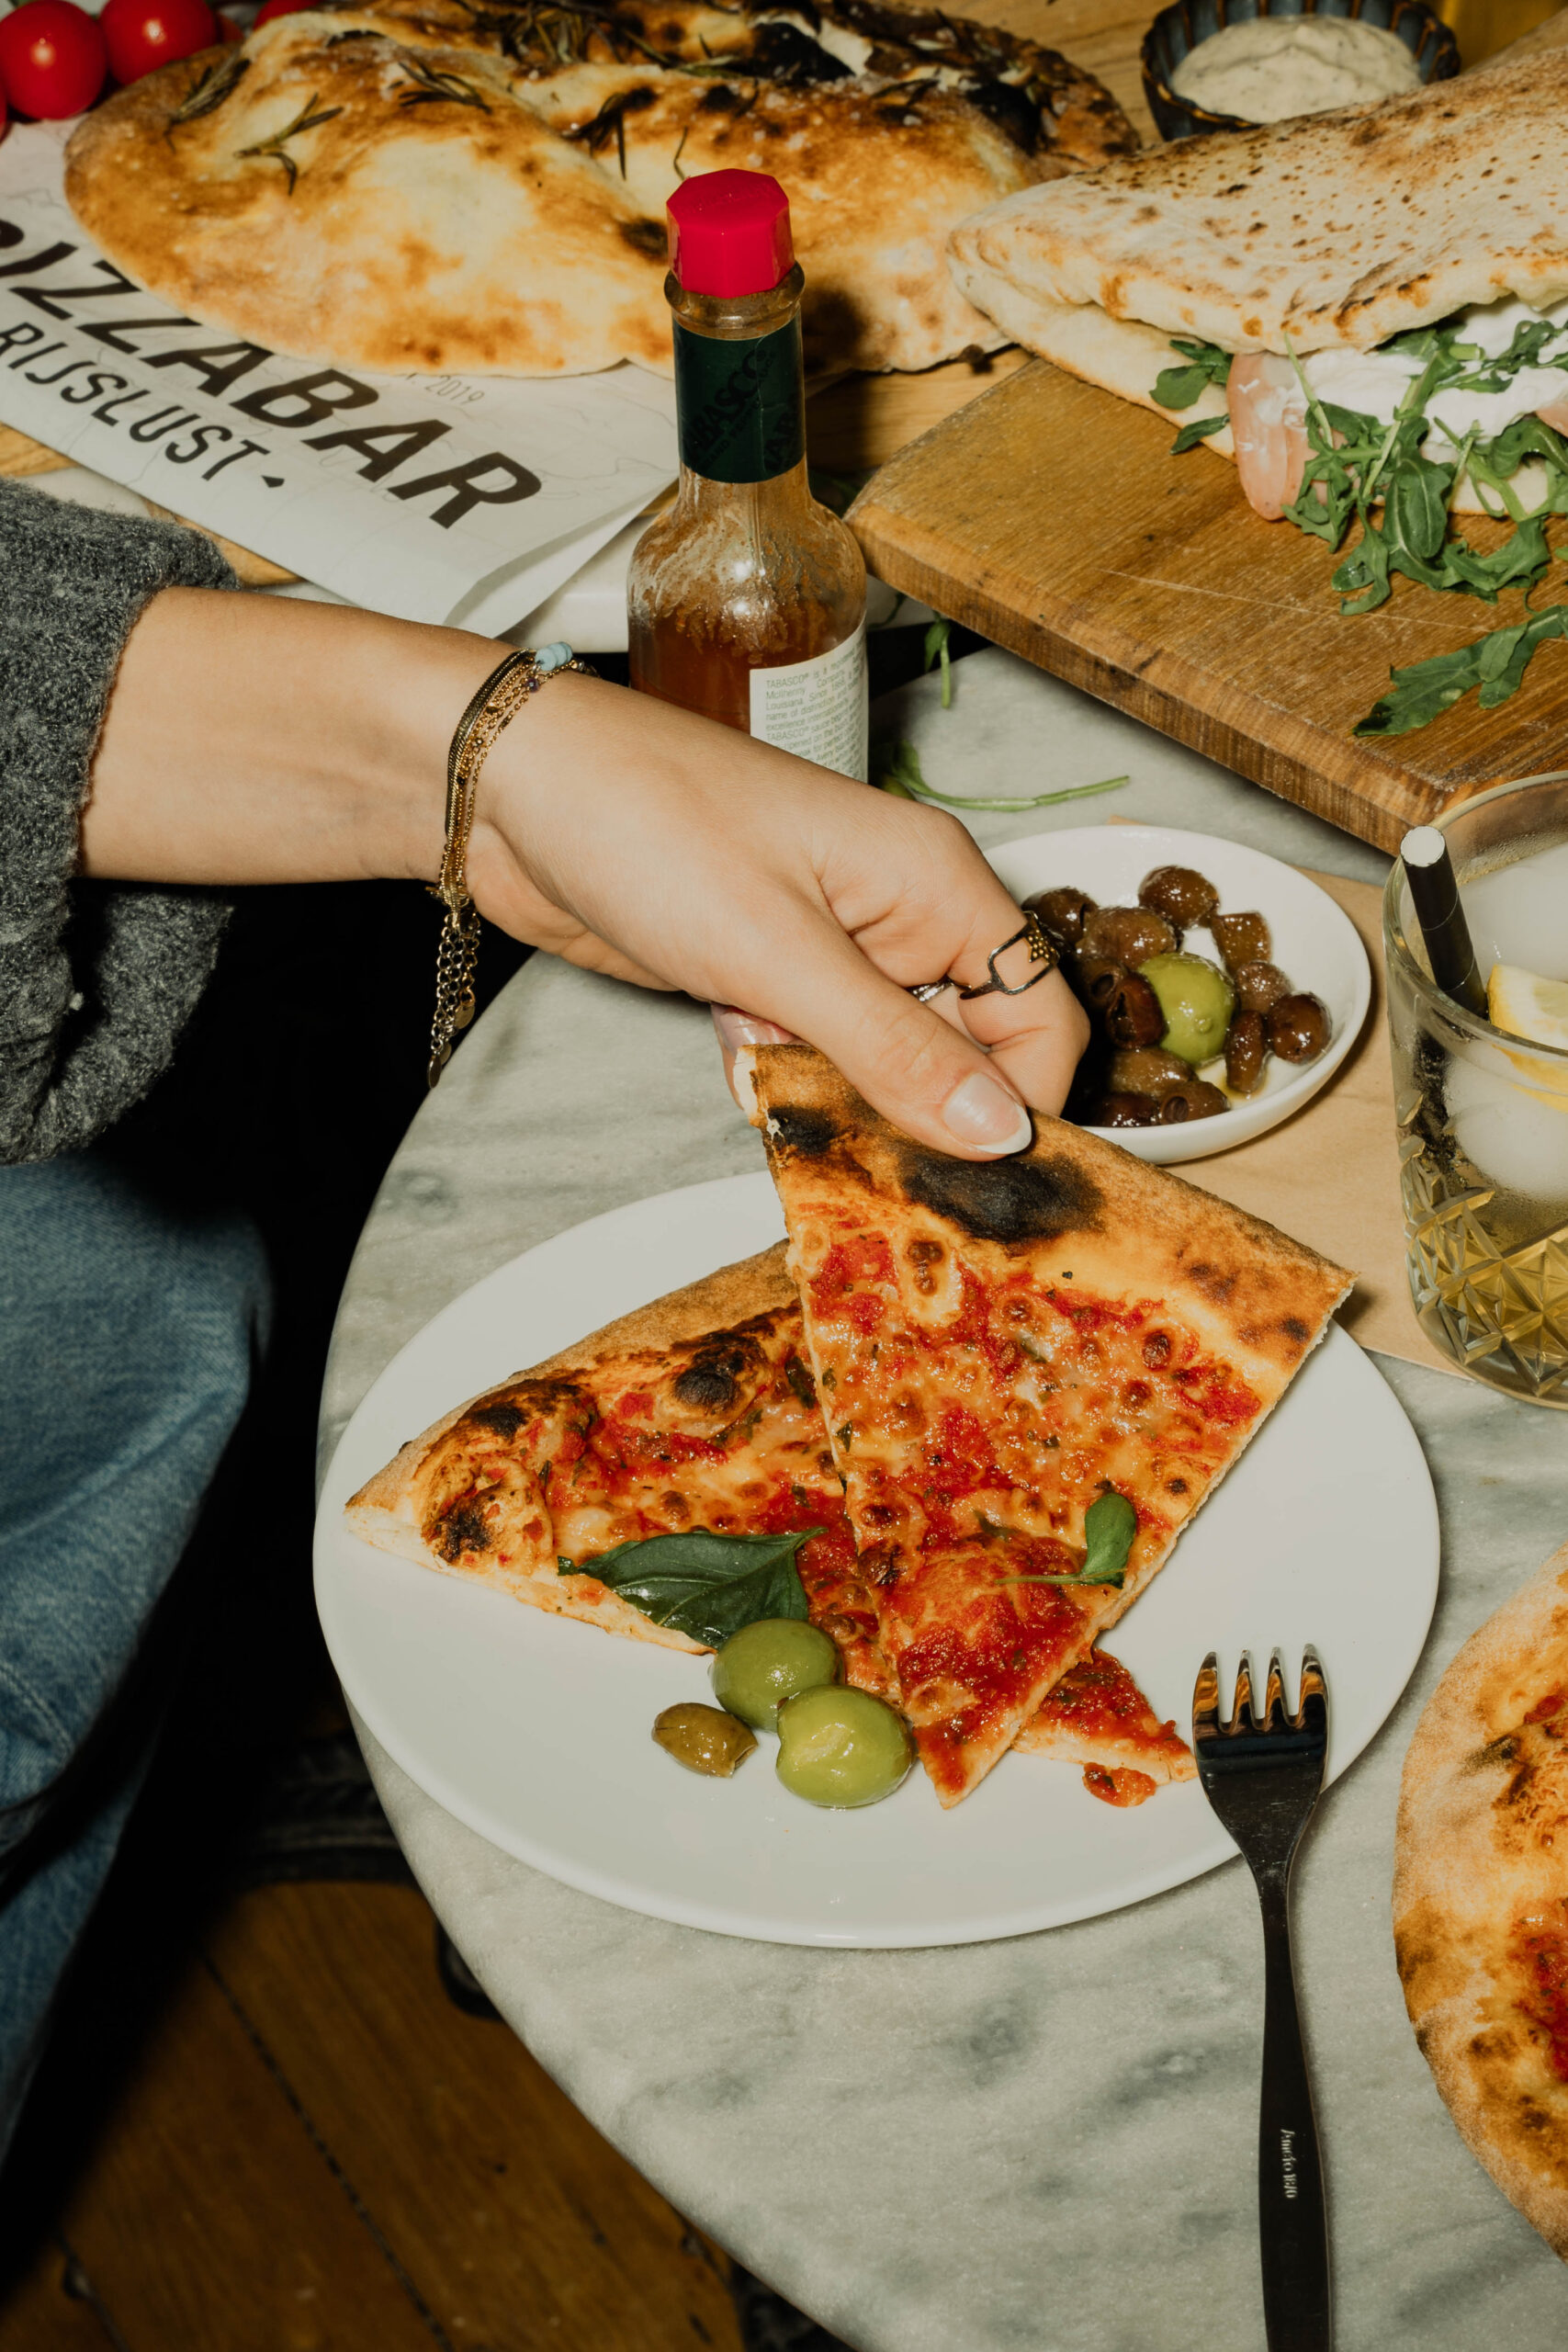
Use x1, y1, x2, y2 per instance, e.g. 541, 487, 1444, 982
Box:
673, 316, 806, 484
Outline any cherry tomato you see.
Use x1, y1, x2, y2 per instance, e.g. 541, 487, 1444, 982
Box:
254, 0, 310, 21
100, 0, 217, 84
0, 1, 107, 117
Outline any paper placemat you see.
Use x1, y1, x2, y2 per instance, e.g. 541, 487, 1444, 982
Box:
1185, 871, 1455, 1378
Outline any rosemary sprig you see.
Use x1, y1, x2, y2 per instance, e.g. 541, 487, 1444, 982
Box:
875, 739, 1128, 813
236, 94, 344, 194
563, 83, 655, 174
397, 55, 491, 109
166, 50, 249, 140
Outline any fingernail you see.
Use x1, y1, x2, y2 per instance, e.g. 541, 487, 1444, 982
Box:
711, 1004, 796, 1053
942, 1071, 1033, 1156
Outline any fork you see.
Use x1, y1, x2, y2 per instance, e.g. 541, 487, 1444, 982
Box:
1193, 1647, 1331, 2352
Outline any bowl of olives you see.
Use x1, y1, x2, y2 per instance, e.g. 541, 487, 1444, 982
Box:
990, 825, 1371, 1164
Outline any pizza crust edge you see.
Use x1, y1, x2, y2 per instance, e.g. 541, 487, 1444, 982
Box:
1393, 1538, 1568, 2260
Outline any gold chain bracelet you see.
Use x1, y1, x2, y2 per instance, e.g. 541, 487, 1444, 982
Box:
427, 640, 593, 1090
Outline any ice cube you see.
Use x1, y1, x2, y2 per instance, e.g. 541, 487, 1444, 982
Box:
1447, 1043, 1568, 1203
1461, 839, 1568, 985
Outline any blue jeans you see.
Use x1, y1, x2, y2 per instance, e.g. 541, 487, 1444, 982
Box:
0, 1152, 269, 2154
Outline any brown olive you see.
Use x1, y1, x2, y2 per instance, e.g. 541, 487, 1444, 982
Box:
1102, 972, 1166, 1049
1232, 959, 1292, 1014
652, 1702, 757, 1778
1138, 865, 1220, 931
1088, 1091, 1160, 1128
1224, 1010, 1268, 1095
1268, 992, 1331, 1063
1107, 1046, 1192, 1099
1078, 905, 1178, 968
1023, 886, 1097, 952
1211, 910, 1272, 970
1158, 1080, 1231, 1124
1072, 955, 1128, 1012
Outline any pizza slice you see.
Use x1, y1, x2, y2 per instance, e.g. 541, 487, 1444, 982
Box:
346, 1246, 843, 1652
738, 1042, 1352, 1807
346, 1244, 1195, 1800
1394, 1540, 1568, 2259
1016, 1648, 1195, 1805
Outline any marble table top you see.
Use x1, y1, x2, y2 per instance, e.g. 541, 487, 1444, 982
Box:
320, 650, 1567, 2349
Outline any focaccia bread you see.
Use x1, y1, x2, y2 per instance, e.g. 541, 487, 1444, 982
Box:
1393, 1540, 1568, 2258
740, 1041, 1352, 1805
64, 0, 1135, 379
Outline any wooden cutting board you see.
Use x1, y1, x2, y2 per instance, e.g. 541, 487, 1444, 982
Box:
849, 357, 1568, 854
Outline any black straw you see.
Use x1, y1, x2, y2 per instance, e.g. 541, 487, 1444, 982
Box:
1400, 826, 1489, 1021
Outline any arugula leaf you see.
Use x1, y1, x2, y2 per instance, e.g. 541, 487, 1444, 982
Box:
1354, 605, 1568, 736
923, 617, 953, 707
875, 738, 1128, 814
998, 1490, 1138, 1592
1169, 414, 1229, 455
559, 1529, 816, 1648
1152, 337, 1233, 412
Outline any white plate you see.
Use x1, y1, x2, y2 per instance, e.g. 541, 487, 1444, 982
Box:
316, 1171, 1438, 1949
991, 825, 1372, 1164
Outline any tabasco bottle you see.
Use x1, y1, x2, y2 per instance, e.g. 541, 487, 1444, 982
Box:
627, 168, 869, 781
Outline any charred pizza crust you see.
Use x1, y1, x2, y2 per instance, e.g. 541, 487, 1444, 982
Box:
1393, 1540, 1568, 2259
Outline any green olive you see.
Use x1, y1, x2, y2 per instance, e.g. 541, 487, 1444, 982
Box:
1139, 952, 1237, 1068
653, 1702, 756, 1778
775, 1686, 913, 1808
712, 1618, 840, 1728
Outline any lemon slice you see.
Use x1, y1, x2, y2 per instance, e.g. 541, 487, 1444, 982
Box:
1487, 963, 1568, 1054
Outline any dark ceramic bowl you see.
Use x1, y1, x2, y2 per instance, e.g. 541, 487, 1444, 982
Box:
1141, 0, 1460, 141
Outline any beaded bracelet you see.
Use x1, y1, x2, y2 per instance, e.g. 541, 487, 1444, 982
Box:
427, 639, 592, 1089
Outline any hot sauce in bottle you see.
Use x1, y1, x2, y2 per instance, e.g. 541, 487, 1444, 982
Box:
627, 169, 869, 781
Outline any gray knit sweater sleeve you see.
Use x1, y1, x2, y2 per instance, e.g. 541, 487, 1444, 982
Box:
1, 479, 240, 1165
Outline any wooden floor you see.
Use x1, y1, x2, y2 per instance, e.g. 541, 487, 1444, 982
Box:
0, 1880, 743, 2352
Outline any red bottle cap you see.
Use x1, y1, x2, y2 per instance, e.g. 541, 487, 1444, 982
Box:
667, 171, 793, 299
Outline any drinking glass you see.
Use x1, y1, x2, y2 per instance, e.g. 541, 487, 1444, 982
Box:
1384, 773, 1568, 1407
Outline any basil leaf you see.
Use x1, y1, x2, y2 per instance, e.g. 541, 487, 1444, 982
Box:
1083, 1489, 1138, 1581
1169, 413, 1228, 455
998, 1489, 1138, 1592
560, 1529, 816, 1647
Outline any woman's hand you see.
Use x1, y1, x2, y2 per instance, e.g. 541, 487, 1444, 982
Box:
468, 672, 1088, 1157
84, 589, 1087, 1158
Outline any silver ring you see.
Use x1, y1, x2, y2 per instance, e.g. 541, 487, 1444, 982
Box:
908, 978, 955, 1003
957, 913, 1058, 1001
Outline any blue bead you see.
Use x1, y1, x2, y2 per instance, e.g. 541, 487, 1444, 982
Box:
535, 640, 572, 673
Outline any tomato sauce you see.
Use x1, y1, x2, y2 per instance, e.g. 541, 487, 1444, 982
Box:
1515, 1913, 1568, 2083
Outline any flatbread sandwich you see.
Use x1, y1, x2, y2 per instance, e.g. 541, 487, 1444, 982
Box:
949, 54, 1568, 520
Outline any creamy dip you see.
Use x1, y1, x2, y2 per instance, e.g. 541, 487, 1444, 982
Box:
1168, 15, 1422, 123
